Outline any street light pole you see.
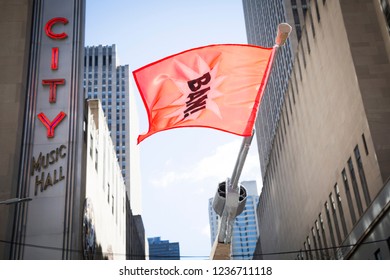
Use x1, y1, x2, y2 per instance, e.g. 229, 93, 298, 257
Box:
210, 23, 292, 260
0, 197, 32, 205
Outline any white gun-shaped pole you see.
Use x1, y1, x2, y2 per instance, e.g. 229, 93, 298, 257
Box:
211, 23, 292, 260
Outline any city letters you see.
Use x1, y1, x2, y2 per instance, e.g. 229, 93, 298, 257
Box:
32, 17, 70, 195
37, 17, 68, 137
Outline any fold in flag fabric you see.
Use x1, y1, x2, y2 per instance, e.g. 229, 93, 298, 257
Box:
133, 44, 275, 144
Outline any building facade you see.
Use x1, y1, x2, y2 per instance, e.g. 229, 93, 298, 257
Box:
84, 45, 131, 192
83, 44, 143, 215
148, 237, 180, 260
209, 181, 260, 260
84, 45, 145, 259
0, 0, 145, 260
248, 0, 390, 260
7, 0, 87, 259
84, 99, 127, 259
243, 0, 298, 177
0, 0, 33, 260
126, 196, 146, 260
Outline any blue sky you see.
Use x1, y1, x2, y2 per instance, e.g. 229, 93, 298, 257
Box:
85, 0, 263, 259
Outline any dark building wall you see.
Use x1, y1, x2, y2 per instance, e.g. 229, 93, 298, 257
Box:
340, 0, 390, 182
0, 0, 33, 260
126, 195, 145, 260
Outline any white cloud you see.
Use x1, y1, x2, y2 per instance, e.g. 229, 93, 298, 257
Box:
150, 139, 262, 190
201, 224, 210, 237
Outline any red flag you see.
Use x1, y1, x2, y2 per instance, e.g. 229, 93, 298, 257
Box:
133, 44, 275, 144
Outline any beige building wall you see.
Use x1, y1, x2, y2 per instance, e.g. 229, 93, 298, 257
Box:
257, 0, 390, 259
85, 99, 126, 260
86, 100, 127, 259
0, 0, 32, 259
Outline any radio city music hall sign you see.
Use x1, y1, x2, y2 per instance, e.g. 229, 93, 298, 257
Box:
31, 17, 70, 195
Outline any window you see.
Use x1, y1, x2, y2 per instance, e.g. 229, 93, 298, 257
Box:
329, 193, 342, 244
374, 249, 383, 260
325, 202, 337, 257
311, 227, 320, 259
90, 135, 93, 157
291, 85, 296, 104
304, 26, 311, 54
297, 55, 303, 81
107, 184, 110, 203
95, 149, 98, 170
342, 169, 357, 224
306, 236, 313, 259
112, 195, 115, 215
299, 250, 304, 260
309, 4, 316, 37
302, 0, 308, 16
315, 220, 324, 259
354, 145, 371, 206
319, 213, 330, 259
348, 158, 364, 216
301, 43, 306, 68
292, 8, 302, 40
362, 134, 369, 155
303, 242, 309, 260
314, 0, 321, 21
334, 184, 348, 238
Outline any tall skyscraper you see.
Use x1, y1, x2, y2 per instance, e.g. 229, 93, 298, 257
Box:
83, 45, 142, 213
84, 45, 130, 188
209, 181, 260, 260
148, 237, 180, 260
244, 0, 390, 259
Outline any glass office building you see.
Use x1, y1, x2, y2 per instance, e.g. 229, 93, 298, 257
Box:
148, 237, 180, 260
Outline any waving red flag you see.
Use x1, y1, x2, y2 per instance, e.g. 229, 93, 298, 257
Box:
133, 44, 275, 143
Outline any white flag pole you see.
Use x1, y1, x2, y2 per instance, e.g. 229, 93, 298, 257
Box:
211, 23, 292, 259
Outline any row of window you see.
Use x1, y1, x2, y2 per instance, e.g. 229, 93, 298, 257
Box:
88, 126, 126, 235
264, 0, 324, 182
297, 140, 371, 260
85, 67, 126, 78
86, 85, 126, 92
259, 1, 325, 247
260, 1, 325, 177
246, 0, 294, 177
89, 93, 127, 101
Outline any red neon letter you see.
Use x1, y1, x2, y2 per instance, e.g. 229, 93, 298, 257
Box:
51, 47, 59, 70
37, 112, 67, 138
42, 79, 65, 103
45, 17, 68, 40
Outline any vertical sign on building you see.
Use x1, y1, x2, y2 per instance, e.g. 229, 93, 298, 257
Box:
12, 0, 85, 259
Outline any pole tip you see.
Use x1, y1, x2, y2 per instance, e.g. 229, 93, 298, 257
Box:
275, 23, 292, 46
